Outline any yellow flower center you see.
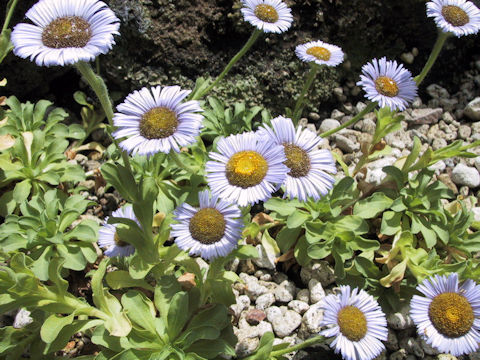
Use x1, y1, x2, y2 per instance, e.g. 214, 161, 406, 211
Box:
428, 292, 474, 338
189, 208, 226, 244
42, 16, 92, 49
442, 5, 469, 27
374, 76, 399, 97
140, 107, 178, 139
337, 306, 368, 341
226, 150, 269, 188
254, 4, 279, 23
114, 231, 129, 247
306, 46, 331, 61
283, 144, 310, 178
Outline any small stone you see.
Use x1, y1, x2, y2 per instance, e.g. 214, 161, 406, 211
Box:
300, 261, 335, 287
255, 321, 273, 338
331, 109, 345, 120
319, 119, 340, 134
366, 168, 387, 186
426, 84, 449, 99
389, 349, 407, 360
458, 125, 472, 140
334, 134, 359, 153
255, 293, 275, 310
386, 329, 399, 351
288, 300, 310, 315
432, 138, 447, 151
474, 157, 480, 172
387, 306, 414, 330
265, 306, 282, 322
401, 52, 414, 64
85, 159, 101, 171
411, 108, 443, 125
230, 295, 251, 318
428, 160, 446, 174
419, 337, 438, 356
274, 280, 296, 303
356, 101, 367, 113
473, 207, 480, 222
235, 336, 259, 358
308, 112, 320, 121
465, 97, 480, 121
74, 153, 88, 165
399, 337, 423, 358
451, 163, 480, 188
78, 180, 96, 190
308, 279, 325, 304
437, 355, 458, 360
252, 244, 276, 270
13, 309, 33, 329
245, 309, 266, 325
270, 310, 302, 338
301, 303, 323, 333
240, 273, 268, 300
296, 289, 310, 303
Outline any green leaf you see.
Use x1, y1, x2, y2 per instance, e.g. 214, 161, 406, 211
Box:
294, 236, 310, 266
167, 291, 189, 340
154, 275, 181, 320
242, 332, 274, 360
0, 29, 13, 64
121, 291, 157, 334
353, 192, 393, 219
276, 226, 301, 253
286, 211, 310, 228
106, 271, 154, 291
381, 211, 402, 236
41, 313, 74, 343
12, 179, 31, 203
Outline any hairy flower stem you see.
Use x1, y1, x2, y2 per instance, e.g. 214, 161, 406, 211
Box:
320, 101, 377, 138
414, 31, 449, 86
270, 335, 326, 357
292, 64, 319, 125
193, 29, 262, 100
1, 0, 20, 33
75, 61, 133, 173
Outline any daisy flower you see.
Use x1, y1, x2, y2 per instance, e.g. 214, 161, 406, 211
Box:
427, 0, 480, 37
171, 190, 244, 261
357, 57, 418, 111
257, 116, 336, 201
295, 40, 344, 67
410, 273, 480, 356
98, 206, 137, 257
320, 285, 388, 360
206, 132, 287, 207
11, 0, 120, 67
241, 0, 293, 34
112, 86, 203, 156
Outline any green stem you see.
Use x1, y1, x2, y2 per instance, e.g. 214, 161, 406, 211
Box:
270, 335, 325, 357
414, 31, 449, 86
170, 150, 196, 174
193, 29, 262, 100
320, 101, 377, 138
74, 61, 133, 172
2, 0, 20, 33
292, 64, 319, 125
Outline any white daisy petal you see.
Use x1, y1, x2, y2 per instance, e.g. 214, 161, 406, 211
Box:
320, 285, 388, 360
11, 0, 120, 67
257, 116, 336, 202
113, 85, 203, 156
241, 0, 293, 34
206, 132, 288, 206
356, 57, 418, 111
410, 273, 480, 356
97, 205, 137, 258
426, 0, 480, 37
171, 190, 244, 261
295, 40, 344, 67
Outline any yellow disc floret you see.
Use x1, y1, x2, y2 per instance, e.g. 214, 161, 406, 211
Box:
42, 16, 92, 49
189, 208, 226, 244
140, 107, 178, 139
306, 46, 331, 61
374, 76, 399, 97
337, 306, 368, 341
442, 5, 470, 27
283, 144, 311, 178
429, 292, 474, 338
254, 4, 279, 23
226, 151, 269, 188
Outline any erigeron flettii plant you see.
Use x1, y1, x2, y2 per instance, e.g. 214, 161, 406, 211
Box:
0, 0, 479, 359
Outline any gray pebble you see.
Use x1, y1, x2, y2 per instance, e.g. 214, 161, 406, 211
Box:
451, 163, 480, 188
288, 300, 310, 315
255, 293, 276, 310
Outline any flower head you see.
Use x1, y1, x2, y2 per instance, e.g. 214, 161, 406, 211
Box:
427, 0, 480, 37
98, 206, 137, 257
206, 132, 287, 206
320, 286, 388, 360
257, 116, 336, 201
241, 0, 293, 33
11, 0, 120, 67
295, 40, 344, 67
357, 57, 418, 111
171, 190, 244, 260
113, 86, 203, 156
410, 273, 480, 356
